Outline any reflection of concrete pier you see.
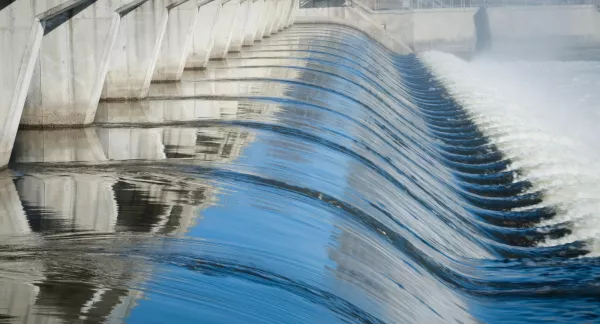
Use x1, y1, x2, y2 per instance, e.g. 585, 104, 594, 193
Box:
0, 100, 258, 321
12, 103, 254, 164
0, 0, 299, 168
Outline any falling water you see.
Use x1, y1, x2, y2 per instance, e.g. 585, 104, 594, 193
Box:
0, 24, 599, 323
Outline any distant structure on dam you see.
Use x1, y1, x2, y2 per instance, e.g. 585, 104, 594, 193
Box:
299, 0, 600, 53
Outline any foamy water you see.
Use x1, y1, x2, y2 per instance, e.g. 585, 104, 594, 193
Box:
421, 51, 600, 253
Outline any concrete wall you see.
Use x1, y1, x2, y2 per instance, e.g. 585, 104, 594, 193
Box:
486, 4, 600, 55
229, 0, 251, 51
411, 9, 476, 52
345, 3, 600, 53
22, 1, 130, 127
0, 0, 46, 168
153, 0, 203, 81
2, 0, 205, 129
255, 0, 274, 39
186, 1, 221, 69
275, 0, 287, 31
0, 0, 297, 169
0, 0, 133, 164
265, 0, 282, 36
102, 0, 172, 100
481, 5, 600, 56
210, 0, 240, 59
286, 0, 299, 27
243, 0, 264, 45
488, 5, 598, 40
284, 0, 293, 28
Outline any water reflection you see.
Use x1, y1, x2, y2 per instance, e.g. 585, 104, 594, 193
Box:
2, 26, 461, 323
13, 114, 258, 165
3, 24, 584, 323
3, 96, 263, 323
2, 25, 466, 323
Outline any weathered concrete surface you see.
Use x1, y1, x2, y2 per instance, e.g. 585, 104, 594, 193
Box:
486, 5, 600, 51
254, 0, 274, 40
22, 1, 131, 127
1, 0, 134, 165
210, 0, 240, 59
102, 0, 175, 100
488, 5, 598, 40
153, 0, 202, 81
351, 3, 600, 53
411, 9, 476, 52
285, 0, 298, 27
264, 0, 282, 36
295, 7, 412, 54
0, 0, 297, 169
243, 0, 263, 46
276, 0, 291, 31
0, 0, 47, 168
186, 1, 220, 68
229, 0, 251, 51
275, 0, 288, 32
261, 0, 276, 37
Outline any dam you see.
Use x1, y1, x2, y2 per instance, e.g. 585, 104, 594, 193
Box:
1, 0, 600, 323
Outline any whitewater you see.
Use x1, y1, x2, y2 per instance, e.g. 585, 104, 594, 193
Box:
422, 51, 600, 253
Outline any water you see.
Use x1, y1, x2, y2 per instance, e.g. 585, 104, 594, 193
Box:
1, 24, 599, 323
422, 51, 600, 252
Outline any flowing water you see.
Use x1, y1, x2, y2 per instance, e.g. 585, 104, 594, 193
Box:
1, 24, 599, 323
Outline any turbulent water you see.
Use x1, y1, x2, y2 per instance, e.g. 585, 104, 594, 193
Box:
1, 24, 599, 323
423, 52, 600, 253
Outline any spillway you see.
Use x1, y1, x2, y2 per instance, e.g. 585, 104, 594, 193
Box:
1, 23, 599, 323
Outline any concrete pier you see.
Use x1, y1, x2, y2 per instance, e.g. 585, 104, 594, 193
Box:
285, 0, 297, 27
21, 1, 132, 128
254, 0, 273, 40
210, 0, 240, 59
0, 0, 146, 165
242, 0, 263, 46
0, 0, 47, 168
229, 0, 251, 52
0, 0, 299, 169
153, 0, 202, 81
276, 0, 291, 31
102, 0, 172, 100
264, 0, 281, 37
186, 1, 221, 69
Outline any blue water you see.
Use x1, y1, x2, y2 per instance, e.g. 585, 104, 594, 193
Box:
1, 24, 599, 323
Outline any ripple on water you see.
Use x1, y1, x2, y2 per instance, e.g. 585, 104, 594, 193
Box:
0, 24, 598, 324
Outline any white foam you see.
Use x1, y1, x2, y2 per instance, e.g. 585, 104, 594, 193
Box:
420, 51, 600, 253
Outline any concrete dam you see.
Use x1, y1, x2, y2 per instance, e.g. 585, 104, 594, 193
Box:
2, 0, 600, 323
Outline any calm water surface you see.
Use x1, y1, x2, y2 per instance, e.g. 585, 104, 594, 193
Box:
1, 25, 599, 323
